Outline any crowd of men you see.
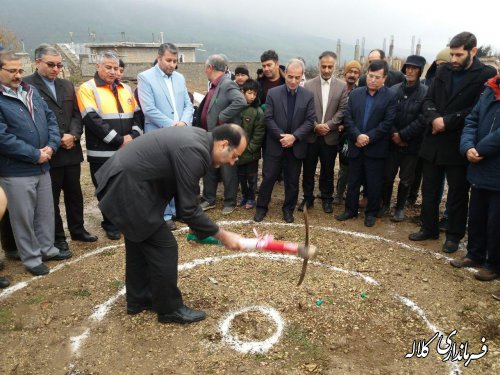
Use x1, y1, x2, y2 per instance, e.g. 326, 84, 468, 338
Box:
1, 30, 499, 321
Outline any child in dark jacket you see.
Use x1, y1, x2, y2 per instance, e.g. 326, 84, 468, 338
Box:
237, 79, 265, 209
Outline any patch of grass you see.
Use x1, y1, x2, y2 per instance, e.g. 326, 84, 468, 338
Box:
0, 308, 13, 324
99, 250, 116, 257
25, 295, 45, 305
69, 289, 91, 297
285, 324, 322, 359
109, 280, 125, 290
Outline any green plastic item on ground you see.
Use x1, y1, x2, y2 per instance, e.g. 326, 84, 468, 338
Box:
186, 232, 222, 245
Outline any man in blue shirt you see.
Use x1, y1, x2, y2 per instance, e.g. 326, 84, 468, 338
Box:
336, 60, 397, 227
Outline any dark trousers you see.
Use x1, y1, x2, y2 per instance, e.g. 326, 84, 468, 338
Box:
420, 161, 469, 241
125, 222, 183, 314
381, 150, 419, 209
257, 150, 302, 213
202, 163, 238, 207
90, 162, 118, 233
408, 157, 423, 204
336, 162, 349, 199
466, 187, 500, 272
345, 154, 385, 217
302, 138, 337, 202
51, 164, 85, 241
237, 160, 259, 201
0, 210, 16, 252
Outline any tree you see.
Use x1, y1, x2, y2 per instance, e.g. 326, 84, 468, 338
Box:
0, 25, 21, 51
476, 45, 492, 58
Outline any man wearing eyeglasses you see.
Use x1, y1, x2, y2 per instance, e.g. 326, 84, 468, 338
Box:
336, 60, 397, 227
23, 44, 98, 252
0, 51, 71, 276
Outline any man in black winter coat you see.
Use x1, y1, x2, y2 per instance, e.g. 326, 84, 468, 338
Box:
409, 32, 497, 253
379, 55, 427, 222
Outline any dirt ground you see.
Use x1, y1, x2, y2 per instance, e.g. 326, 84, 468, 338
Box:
1, 161, 499, 375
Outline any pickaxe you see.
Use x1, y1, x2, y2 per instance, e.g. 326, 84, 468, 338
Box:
186, 207, 317, 285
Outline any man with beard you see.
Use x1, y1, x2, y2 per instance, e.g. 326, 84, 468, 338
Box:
300, 51, 348, 213
409, 32, 496, 253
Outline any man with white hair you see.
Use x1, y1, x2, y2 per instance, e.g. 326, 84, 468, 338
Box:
77, 50, 143, 240
254, 58, 315, 223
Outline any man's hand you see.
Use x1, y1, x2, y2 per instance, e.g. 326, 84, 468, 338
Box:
60, 133, 76, 149
391, 132, 402, 145
37, 149, 50, 164
432, 117, 445, 134
355, 134, 369, 148
214, 229, 245, 251
41, 146, 54, 157
466, 148, 483, 163
280, 134, 296, 148
120, 135, 133, 148
314, 123, 330, 136
173, 121, 187, 127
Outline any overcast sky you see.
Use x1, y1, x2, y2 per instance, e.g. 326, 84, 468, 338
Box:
2, 0, 498, 63
168, 0, 497, 57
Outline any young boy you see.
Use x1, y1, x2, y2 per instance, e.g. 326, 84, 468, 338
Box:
237, 79, 265, 209
234, 65, 250, 88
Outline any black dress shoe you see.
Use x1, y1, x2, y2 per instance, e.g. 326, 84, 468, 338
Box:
43, 250, 73, 261
166, 220, 178, 231
158, 305, 206, 324
283, 211, 294, 223
26, 263, 50, 276
364, 215, 376, 227
297, 199, 314, 212
5, 250, 20, 260
442, 240, 459, 253
322, 200, 333, 213
408, 231, 439, 241
106, 230, 121, 240
71, 232, 98, 242
254, 211, 266, 222
0, 276, 10, 288
336, 211, 357, 221
127, 304, 153, 315
54, 240, 69, 251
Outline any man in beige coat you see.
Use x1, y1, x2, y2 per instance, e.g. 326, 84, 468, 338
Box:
300, 51, 348, 213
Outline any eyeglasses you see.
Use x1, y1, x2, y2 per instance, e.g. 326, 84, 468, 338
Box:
367, 73, 385, 81
42, 61, 64, 69
1, 67, 25, 74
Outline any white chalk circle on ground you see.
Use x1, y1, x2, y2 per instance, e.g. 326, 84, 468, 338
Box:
219, 305, 284, 354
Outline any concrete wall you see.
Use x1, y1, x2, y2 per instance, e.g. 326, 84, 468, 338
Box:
80, 59, 262, 93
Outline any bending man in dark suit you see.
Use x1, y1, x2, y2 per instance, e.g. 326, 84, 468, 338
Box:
254, 58, 315, 223
24, 44, 97, 251
336, 60, 397, 227
95, 124, 246, 324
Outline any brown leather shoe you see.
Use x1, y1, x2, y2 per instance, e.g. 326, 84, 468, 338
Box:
474, 268, 500, 282
450, 257, 482, 268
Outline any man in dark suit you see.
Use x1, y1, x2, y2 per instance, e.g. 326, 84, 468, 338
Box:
196, 54, 247, 214
336, 60, 397, 227
24, 45, 97, 250
409, 32, 496, 253
254, 58, 315, 223
95, 124, 246, 324
301, 51, 348, 213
